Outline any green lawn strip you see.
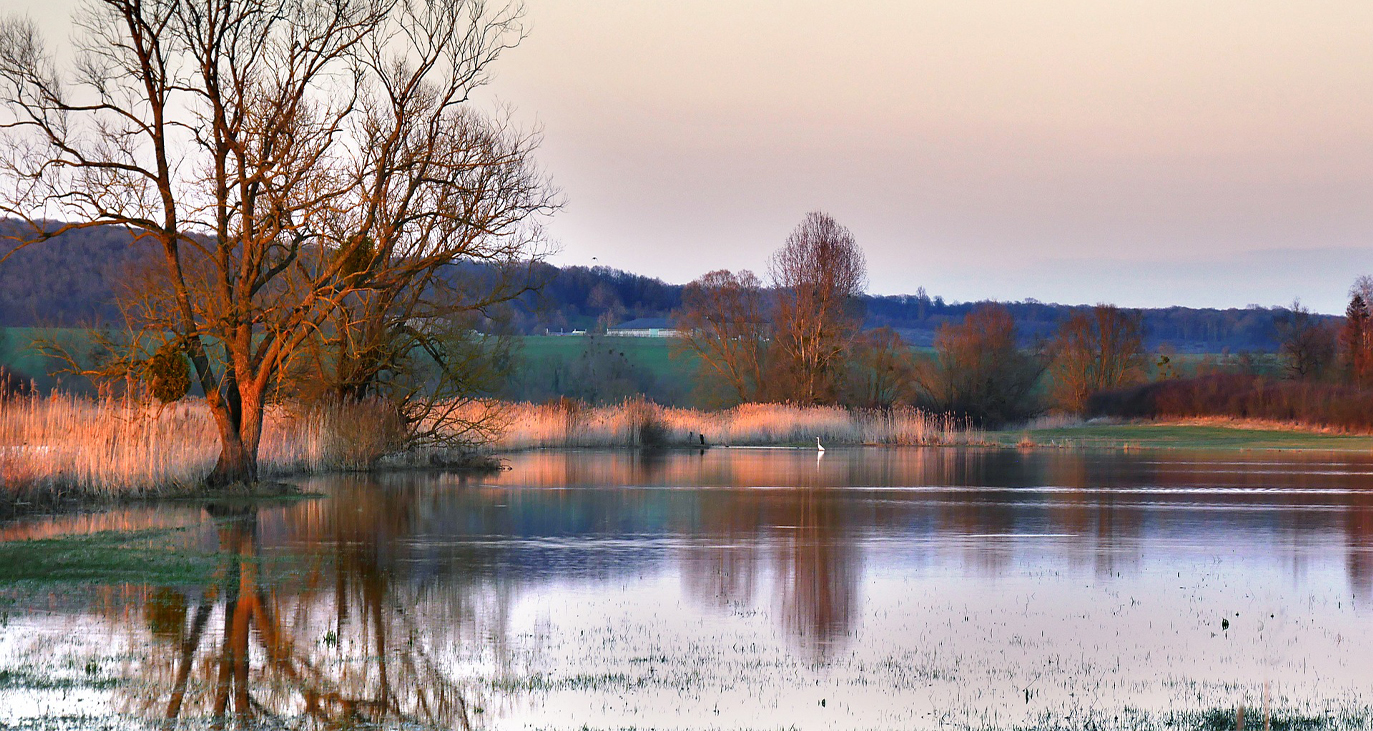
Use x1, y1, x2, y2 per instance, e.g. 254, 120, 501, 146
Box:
988, 423, 1373, 451
0, 527, 221, 587
517, 335, 697, 380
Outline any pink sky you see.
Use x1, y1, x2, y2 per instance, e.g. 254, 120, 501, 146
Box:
20, 0, 1373, 311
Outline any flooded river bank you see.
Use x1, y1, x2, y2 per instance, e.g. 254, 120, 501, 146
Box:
3, 447, 1373, 729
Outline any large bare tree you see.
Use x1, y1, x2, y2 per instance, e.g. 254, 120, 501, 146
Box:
767, 212, 867, 404
0, 0, 556, 485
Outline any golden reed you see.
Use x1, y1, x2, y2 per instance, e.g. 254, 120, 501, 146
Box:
490, 399, 976, 450
1, 395, 977, 513
0, 393, 403, 513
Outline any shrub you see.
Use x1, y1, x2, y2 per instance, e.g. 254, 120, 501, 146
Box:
1088, 373, 1373, 431
626, 398, 669, 449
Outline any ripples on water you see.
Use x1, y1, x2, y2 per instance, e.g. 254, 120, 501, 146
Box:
3, 448, 1373, 729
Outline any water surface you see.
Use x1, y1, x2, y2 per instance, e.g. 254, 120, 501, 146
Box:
3, 447, 1373, 729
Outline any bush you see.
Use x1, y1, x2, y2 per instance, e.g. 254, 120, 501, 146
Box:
1089, 373, 1373, 431
625, 398, 669, 449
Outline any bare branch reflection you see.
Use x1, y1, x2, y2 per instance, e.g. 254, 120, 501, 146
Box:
112, 492, 509, 730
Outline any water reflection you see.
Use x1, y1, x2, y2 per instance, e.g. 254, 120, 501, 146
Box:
112, 501, 488, 728
6, 447, 1373, 727
680, 467, 860, 655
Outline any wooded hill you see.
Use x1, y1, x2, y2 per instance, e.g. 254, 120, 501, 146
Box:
0, 220, 1321, 352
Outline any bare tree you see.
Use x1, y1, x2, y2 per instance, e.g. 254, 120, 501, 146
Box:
0, 0, 556, 485
843, 327, 917, 409
1277, 300, 1336, 381
921, 304, 1042, 425
1050, 305, 1144, 413
767, 212, 867, 404
1352, 275, 1373, 307
672, 269, 771, 405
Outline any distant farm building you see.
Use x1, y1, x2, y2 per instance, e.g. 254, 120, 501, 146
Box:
607, 317, 680, 337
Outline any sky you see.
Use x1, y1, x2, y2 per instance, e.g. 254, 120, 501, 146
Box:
17, 0, 1373, 312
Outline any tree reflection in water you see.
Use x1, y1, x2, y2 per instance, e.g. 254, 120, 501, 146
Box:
122, 500, 487, 729
678, 453, 860, 658
772, 487, 858, 657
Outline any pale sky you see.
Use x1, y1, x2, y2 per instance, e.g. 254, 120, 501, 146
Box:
17, 0, 1373, 312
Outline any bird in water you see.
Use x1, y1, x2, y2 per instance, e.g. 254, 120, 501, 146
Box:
816, 437, 825, 452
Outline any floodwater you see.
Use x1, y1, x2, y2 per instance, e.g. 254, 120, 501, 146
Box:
4, 447, 1373, 729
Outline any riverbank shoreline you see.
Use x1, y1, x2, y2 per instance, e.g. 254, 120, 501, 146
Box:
991, 418, 1373, 452
0, 453, 509, 522
8, 392, 1373, 522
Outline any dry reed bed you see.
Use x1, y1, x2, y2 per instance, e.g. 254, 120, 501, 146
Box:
491, 400, 979, 450
1, 395, 980, 513
0, 394, 402, 512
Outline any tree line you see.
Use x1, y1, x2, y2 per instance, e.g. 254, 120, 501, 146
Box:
672, 211, 1166, 425
673, 212, 1373, 429
0, 218, 1327, 355
1086, 281, 1373, 431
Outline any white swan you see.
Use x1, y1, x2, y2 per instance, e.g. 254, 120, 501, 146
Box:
816, 437, 825, 452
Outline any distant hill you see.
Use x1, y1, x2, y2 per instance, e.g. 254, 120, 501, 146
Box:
0, 220, 160, 327
0, 219, 1325, 352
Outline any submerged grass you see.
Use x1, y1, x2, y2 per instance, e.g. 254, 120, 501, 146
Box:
996, 706, 1373, 731
0, 667, 122, 691
0, 527, 220, 586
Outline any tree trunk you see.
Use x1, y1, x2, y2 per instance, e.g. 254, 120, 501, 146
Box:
208, 431, 258, 487
207, 378, 265, 488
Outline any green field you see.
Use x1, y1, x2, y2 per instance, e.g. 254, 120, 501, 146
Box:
0, 327, 99, 390
508, 334, 701, 404
0, 328, 700, 398
989, 422, 1373, 452
516, 334, 689, 379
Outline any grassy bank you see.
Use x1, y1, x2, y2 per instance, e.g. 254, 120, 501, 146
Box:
992, 418, 1373, 452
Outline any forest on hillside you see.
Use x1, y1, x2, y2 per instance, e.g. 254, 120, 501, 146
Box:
1, 219, 1314, 352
